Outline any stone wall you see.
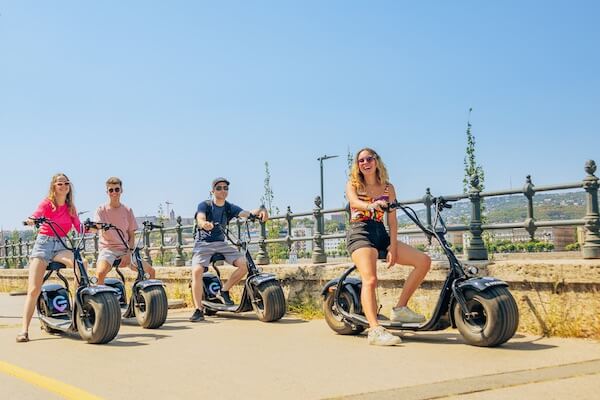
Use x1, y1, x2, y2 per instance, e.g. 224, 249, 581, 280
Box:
1, 259, 598, 339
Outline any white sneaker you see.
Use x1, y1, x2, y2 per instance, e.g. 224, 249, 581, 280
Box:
367, 326, 401, 346
390, 306, 426, 323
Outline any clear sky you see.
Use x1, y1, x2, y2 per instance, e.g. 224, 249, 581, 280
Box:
1, 1, 598, 230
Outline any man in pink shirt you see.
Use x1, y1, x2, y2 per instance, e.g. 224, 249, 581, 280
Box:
94, 177, 155, 285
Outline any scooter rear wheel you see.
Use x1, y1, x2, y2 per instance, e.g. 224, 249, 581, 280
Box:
76, 292, 121, 344
135, 286, 168, 329
252, 281, 286, 322
453, 286, 519, 347
323, 291, 365, 335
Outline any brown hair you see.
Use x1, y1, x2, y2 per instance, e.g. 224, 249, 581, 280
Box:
349, 147, 389, 192
47, 173, 76, 216
105, 177, 122, 187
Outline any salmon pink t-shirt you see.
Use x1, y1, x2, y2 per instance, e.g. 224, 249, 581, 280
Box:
32, 199, 81, 237
94, 204, 138, 251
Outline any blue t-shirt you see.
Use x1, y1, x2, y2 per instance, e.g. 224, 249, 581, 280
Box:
196, 201, 243, 243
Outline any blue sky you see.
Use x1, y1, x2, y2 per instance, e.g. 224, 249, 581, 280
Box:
1, 1, 598, 230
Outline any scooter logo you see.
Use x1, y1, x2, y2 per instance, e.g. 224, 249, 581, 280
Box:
52, 295, 68, 312
208, 282, 221, 295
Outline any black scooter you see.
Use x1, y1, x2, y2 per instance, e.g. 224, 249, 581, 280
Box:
27, 217, 121, 344
196, 217, 286, 322
322, 197, 519, 347
86, 220, 168, 329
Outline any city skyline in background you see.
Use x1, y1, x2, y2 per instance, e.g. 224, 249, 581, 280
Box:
1, 1, 598, 231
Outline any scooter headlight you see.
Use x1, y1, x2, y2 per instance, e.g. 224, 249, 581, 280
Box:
90, 276, 98, 285
144, 272, 150, 280
466, 266, 479, 276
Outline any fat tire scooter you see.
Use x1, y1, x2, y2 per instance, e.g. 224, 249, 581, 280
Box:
86, 220, 168, 329
27, 217, 121, 344
322, 197, 519, 347
196, 217, 286, 322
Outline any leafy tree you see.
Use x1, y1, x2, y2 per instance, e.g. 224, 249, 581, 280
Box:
463, 108, 485, 194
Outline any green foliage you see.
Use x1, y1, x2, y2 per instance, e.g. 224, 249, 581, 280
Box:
565, 242, 581, 251
260, 161, 279, 215
486, 239, 554, 253
462, 108, 485, 194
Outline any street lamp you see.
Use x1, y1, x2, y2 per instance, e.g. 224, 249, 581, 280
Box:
317, 154, 339, 209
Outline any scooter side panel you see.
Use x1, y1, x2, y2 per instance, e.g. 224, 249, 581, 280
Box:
456, 277, 508, 292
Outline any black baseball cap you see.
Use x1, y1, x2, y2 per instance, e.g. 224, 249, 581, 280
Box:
212, 177, 230, 188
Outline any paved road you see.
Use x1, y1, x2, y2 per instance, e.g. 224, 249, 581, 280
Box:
1, 293, 599, 400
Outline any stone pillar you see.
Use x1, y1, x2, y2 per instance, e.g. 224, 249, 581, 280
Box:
523, 175, 537, 240
174, 216, 185, 266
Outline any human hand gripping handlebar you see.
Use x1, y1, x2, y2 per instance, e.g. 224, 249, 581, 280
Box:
143, 221, 163, 231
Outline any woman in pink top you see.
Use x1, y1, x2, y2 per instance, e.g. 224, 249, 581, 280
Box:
17, 173, 83, 343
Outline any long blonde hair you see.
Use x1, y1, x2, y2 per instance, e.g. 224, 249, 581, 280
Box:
47, 173, 76, 216
349, 147, 389, 192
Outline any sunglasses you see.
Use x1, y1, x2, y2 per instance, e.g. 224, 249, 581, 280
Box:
55, 182, 70, 187
214, 185, 229, 191
358, 156, 375, 164
108, 187, 121, 193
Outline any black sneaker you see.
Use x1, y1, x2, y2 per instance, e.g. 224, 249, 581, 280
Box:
217, 290, 234, 306
189, 308, 205, 322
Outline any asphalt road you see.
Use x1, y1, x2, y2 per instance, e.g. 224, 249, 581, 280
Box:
1, 293, 599, 400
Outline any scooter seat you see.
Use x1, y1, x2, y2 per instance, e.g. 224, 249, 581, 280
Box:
210, 253, 226, 264
47, 261, 66, 271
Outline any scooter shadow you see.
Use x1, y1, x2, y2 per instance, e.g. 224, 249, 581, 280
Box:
209, 313, 308, 324
106, 332, 171, 347
119, 319, 193, 331
401, 331, 557, 350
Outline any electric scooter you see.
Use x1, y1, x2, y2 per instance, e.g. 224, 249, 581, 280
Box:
196, 217, 286, 322
27, 217, 121, 344
86, 220, 168, 329
322, 197, 519, 347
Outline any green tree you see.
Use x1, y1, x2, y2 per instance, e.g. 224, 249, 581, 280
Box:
462, 108, 485, 194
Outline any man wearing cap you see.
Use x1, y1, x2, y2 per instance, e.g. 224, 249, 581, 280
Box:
189, 177, 268, 322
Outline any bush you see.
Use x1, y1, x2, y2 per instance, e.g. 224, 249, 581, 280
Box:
565, 242, 580, 251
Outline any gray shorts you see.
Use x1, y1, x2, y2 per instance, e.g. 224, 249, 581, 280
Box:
30, 234, 68, 264
98, 248, 127, 266
192, 241, 244, 269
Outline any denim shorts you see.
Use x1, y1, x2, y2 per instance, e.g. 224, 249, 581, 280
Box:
98, 248, 128, 266
30, 234, 68, 264
192, 241, 244, 269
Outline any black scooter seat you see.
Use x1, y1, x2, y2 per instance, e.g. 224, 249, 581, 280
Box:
210, 253, 226, 264
47, 261, 66, 271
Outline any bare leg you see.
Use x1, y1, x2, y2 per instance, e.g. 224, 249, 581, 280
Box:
96, 259, 112, 285
221, 257, 248, 292
352, 247, 379, 328
393, 242, 431, 308
125, 259, 155, 279
191, 266, 204, 309
53, 250, 85, 285
21, 258, 48, 334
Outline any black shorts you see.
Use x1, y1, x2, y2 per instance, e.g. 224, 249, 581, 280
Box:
346, 220, 390, 258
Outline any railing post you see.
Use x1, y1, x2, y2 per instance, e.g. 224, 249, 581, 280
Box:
467, 174, 488, 260
256, 217, 270, 265
285, 206, 293, 251
159, 226, 165, 265
523, 175, 537, 240
423, 188, 433, 230
144, 228, 152, 265
18, 238, 25, 268
174, 216, 185, 266
312, 196, 327, 264
93, 233, 99, 263
4, 239, 9, 268
582, 160, 600, 258
25, 240, 31, 266
11, 240, 18, 268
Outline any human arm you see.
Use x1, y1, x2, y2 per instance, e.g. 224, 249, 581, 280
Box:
238, 206, 269, 222
386, 184, 399, 267
345, 181, 387, 212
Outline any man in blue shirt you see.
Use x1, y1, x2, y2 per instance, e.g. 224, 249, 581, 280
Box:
189, 178, 268, 322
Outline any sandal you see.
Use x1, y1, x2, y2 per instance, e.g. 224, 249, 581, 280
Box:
16, 332, 29, 343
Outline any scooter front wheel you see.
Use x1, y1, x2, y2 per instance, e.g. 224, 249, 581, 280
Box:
323, 290, 365, 335
453, 286, 519, 347
252, 281, 286, 322
76, 292, 121, 344
135, 286, 168, 329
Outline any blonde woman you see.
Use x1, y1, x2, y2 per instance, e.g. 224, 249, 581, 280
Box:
346, 148, 431, 346
17, 173, 83, 342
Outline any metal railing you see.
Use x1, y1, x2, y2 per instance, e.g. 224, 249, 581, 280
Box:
1, 160, 599, 267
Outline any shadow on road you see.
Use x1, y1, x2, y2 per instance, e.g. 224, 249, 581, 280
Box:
401, 332, 557, 350
107, 332, 171, 347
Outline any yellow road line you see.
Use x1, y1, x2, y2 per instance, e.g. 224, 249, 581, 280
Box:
0, 360, 103, 400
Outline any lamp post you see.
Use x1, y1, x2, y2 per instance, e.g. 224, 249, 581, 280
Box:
317, 154, 339, 209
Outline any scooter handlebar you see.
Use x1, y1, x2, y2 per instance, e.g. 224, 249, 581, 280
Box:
143, 221, 163, 230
